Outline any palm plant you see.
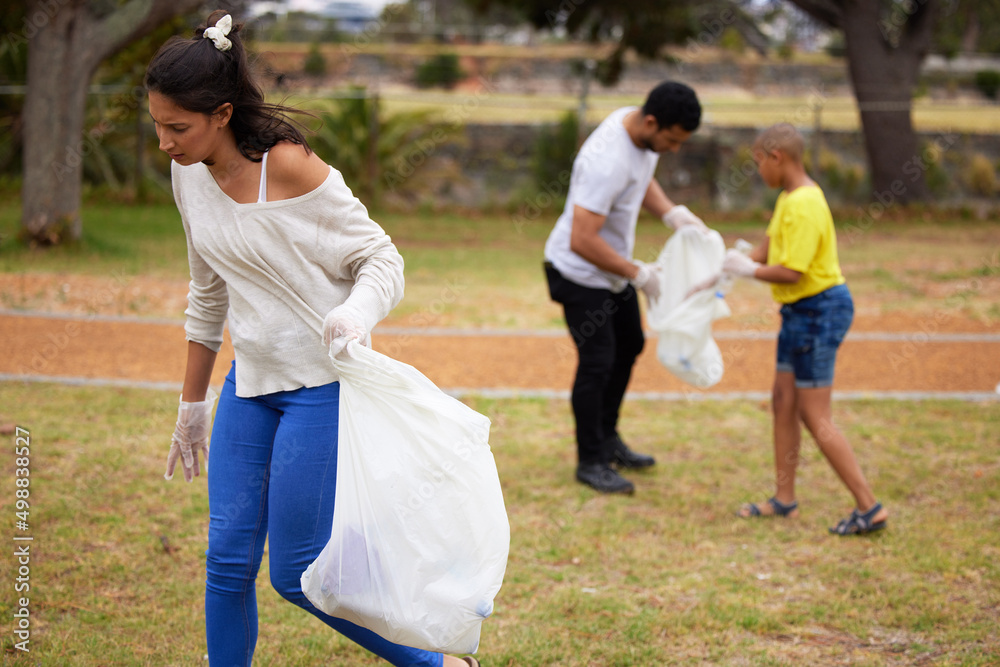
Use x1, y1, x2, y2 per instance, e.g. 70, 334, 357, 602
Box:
307, 88, 459, 203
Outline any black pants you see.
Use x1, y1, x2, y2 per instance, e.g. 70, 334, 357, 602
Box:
545, 262, 645, 465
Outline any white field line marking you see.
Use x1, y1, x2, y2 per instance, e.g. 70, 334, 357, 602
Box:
2, 374, 997, 402
2, 310, 998, 342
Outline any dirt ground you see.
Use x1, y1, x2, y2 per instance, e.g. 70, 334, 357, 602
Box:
3, 273, 998, 397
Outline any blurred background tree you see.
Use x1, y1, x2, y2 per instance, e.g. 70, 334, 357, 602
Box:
468, 0, 958, 204
0, 4, 28, 179
306, 88, 459, 201
17, 0, 250, 246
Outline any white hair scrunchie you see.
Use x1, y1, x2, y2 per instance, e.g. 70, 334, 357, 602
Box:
203, 14, 233, 52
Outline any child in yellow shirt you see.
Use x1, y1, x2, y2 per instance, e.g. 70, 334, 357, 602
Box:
723, 123, 888, 536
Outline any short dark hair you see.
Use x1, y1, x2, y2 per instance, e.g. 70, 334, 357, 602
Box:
641, 81, 701, 133
145, 9, 312, 162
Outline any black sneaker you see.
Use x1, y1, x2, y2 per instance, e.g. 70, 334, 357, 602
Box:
609, 436, 656, 469
576, 463, 635, 494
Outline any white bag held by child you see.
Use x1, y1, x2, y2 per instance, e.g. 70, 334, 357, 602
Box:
646, 226, 734, 388
301, 342, 510, 655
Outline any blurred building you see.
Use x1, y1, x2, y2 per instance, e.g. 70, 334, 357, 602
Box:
249, 0, 379, 33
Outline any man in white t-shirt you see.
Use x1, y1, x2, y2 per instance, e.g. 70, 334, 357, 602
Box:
544, 80, 707, 494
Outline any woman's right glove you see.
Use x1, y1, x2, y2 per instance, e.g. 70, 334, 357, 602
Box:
323, 303, 368, 358
164, 392, 217, 483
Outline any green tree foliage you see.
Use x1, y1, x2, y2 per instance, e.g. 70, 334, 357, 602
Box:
933, 0, 1000, 55
0, 36, 27, 176
415, 53, 465, 89
307, 88, 458, 199
974, 69, 1000, 99
464, 0, 767, 84
532, 110, 578, 186
303, 43, 327, 77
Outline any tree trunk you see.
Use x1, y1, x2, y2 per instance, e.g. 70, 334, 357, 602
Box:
20, 0, 203, 245
841, 1, 931, 203
21, 8, 97, 244
960, 3, 979, 53
788, 0, 937, 204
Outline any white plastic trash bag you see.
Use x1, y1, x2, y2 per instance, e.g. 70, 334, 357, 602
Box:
301, 342, 510, 655
646, 226, 733, 388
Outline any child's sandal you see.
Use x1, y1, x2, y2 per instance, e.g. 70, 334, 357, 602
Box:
739, 496, 798, 518
829, 502, 887, 536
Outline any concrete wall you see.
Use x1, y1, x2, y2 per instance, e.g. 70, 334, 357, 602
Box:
388, 122, 1000, 212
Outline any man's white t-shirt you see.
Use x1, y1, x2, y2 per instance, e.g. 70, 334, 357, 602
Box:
544, 106, 660, 292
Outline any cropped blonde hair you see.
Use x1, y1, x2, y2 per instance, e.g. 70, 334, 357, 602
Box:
754, 123, 805, 163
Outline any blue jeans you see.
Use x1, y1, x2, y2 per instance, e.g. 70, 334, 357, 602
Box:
776, 283, 854, 389
205, 362, 443, 667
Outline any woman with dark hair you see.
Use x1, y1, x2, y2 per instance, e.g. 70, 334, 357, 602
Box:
148, 11, 480, 667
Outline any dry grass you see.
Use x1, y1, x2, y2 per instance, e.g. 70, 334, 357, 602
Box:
1, 204, 998, 664
0, 385, 997, 665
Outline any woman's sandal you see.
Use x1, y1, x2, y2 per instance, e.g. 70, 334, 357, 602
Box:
829, 501, 887, 536
738, 496, 799, 518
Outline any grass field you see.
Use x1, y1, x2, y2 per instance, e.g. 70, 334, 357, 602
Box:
378, 93, 1000, 133
0, 384, 997, 665
1, 202, 999, 664
2, 201, 999, 329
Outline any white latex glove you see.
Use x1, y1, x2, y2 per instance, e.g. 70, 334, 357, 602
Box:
723, 248, 761, 278
630, 261, 661, 302
662, 205, 709, 233
323, 303, 367, 358
164, 391, 217, 483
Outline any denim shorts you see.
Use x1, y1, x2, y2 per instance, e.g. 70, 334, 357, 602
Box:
776, 283, 854, 388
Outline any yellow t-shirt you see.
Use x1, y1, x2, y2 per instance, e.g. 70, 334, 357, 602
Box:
766, 185, 845, 304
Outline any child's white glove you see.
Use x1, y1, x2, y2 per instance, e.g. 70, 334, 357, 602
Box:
662, 205, 709, 233
631, 261, 662, 301
323, 303, 368, 358
722, 249, 761, 278
165, 392, 217, 482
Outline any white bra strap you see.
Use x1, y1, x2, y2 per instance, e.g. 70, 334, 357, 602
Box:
257, 150, 269, 204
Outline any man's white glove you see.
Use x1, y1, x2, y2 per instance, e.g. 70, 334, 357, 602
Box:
323, 303, 368, 358
630, 261, 661, 302
722, 248, 761, 278
662, 205, 709, 233
165, 392, 217, 482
